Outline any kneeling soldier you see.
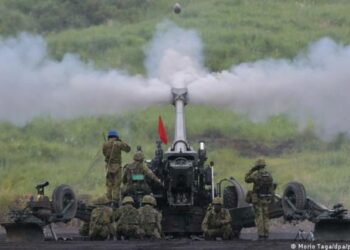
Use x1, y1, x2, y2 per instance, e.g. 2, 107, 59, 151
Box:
114, 196, 140, 239
201, 197, 233, 240
138, 195, 162, 239
89, 205, 114, 240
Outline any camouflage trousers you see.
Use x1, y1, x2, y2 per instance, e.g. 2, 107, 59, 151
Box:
79, 222, 90, 236
116, 224, 140, 239
106, 164, 122, 202
139, 225, 161, 239
204, 224, 233, 240
253, 199, 270, 237
89, 224, 112, 240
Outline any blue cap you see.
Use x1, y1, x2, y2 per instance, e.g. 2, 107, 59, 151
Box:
108, 130, 119, 138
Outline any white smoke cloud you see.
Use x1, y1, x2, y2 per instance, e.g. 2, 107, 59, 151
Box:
188, 38, 350, 139
1, 21, 350, 139
0, 33, 170, 125
144, 20, 205, 88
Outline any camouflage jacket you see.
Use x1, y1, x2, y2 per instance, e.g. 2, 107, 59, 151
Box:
90, 206, 113, 226
138, 204, 162, 234
123, 162, 160, 186
201, 207, 231, 231
245, 168, 274, 201
114, 204, 140, 227
102, 139, 131, 165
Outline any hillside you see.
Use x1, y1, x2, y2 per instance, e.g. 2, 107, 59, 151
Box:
1, 0, 350, 212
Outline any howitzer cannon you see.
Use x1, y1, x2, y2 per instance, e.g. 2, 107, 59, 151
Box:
146, 87, 350, 239
147, 88, 254, 235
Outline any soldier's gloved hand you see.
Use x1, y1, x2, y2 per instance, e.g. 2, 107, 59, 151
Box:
250, 166, 259, 172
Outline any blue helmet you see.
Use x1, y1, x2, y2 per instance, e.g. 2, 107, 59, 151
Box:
108, 130, 119, 138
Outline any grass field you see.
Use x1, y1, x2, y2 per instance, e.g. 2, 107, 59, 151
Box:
1, 0, 350, 213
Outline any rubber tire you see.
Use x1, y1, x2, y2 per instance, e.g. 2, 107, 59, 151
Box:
223, 186, 241, 238
52, 184, 77, 220
282, 181, 307, 216
223, 186, 238, 209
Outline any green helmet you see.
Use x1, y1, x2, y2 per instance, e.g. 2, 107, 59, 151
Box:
122, 196, 134, 205
142, 195, 156, 206
212, 197, 223, 205
255, 159, 266, 167
133, 152, 145, 162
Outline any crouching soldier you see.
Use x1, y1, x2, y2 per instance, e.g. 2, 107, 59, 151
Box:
201, 197, 233, 240
114, 196, 140, 239
89, 205, 114, 240
138, 195, 162, 239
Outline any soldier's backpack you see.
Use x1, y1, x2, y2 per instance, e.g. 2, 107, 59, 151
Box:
117, 206, 140, 226
89, 206, 113, 239
139, 205, 159, 234
255, 170, 274, 198
125, 163, 146, 184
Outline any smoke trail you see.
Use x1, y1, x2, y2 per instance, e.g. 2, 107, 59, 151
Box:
0, 34, 170, 125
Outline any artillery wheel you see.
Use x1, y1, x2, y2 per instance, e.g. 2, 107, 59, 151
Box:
52, 184, 77, 220
223, 186, 238, 209
282, 181, 307, 216
223, 186, 241, 238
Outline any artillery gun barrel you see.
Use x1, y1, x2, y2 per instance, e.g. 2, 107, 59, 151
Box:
171, 88, 188, 152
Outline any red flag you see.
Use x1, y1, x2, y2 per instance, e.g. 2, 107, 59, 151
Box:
158, 116, 168, 144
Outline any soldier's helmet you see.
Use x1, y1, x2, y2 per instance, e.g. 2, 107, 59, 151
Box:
122, 196, 134, 205
133, 152, 145, 162
108, 130, 119, 138
212, 197, 223, 205
255, 159, 266, 167
142, 195, 156, 206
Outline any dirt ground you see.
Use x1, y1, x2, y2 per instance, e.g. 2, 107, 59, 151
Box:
0, 219, 321, 250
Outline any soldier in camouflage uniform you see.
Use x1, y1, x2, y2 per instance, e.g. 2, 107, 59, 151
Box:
201, 197, 233, 240
245, 159, 274, 240
138, 195, 162, 239
103, 130, 131, 202
89, 205, 114, 240
114, 196, 140, 239
122, 152, 161, 199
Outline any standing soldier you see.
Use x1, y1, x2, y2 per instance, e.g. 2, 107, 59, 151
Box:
114, 196, 140, 239
103, 130, 131, 203
245, 159, 274, 240
201, 197, 233, 240
138, 195, 162, 239
122, 151, 162, 201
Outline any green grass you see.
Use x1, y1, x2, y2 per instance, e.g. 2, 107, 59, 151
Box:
0, 106, 349, 212
45, 0, 350, 73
